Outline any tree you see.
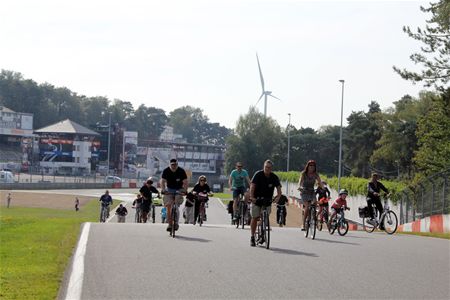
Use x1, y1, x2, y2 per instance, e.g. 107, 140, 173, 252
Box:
81, 96, 110, 127
225, 107, 283, 176
131, 104, 168, 143
344, 101, 382, 177
413, 88, 450, 176
393, 0, 450, 89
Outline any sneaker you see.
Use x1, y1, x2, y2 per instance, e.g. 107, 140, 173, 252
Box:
301, 227, 305, 231
257, 237, 265, 245
175, 223, 179, 231
250, 236, 256, 247
166, 226, 172, 232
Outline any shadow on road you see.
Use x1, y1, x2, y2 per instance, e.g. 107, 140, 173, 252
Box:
270, 247, 318, 257
175, 235, 211, 243
314, 238, 359, 246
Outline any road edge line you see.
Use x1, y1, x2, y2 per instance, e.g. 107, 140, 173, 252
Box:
65, 222, 91, 300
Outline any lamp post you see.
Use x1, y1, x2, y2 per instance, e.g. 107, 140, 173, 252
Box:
107, 112, 111, 176
287, 113, 291, 172
338, 79, 345, 191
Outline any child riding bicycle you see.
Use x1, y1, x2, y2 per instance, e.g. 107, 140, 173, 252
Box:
328, 189, 350, 230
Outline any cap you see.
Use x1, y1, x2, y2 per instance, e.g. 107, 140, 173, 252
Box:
339, 189, 348, 195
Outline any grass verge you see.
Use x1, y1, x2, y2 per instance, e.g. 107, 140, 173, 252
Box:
0, 201, 99, 300
397, 231, 450, 240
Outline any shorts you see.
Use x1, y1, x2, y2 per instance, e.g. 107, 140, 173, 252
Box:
251, 202, 272, 218
232, 187, 246, 199
163, 193, 184, 206
331, 207, 341, 214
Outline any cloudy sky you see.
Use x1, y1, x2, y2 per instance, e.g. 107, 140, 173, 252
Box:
0, 0, 430, 130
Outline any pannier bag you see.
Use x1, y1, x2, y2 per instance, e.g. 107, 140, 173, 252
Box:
358, 206, 370, 218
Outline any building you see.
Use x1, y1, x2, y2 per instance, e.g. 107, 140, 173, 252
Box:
34, 119, 100, 175
0, 106, 34, 172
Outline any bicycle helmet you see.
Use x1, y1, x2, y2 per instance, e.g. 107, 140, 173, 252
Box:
339, 189, 348, 195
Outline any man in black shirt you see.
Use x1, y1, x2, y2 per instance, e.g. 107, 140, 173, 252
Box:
249, 160, 281, 247
139, 179, 160, 223
160, 159, 188, 231
367, 173, 390, 228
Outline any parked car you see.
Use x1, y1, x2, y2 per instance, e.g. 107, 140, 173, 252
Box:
105, 176, 122, 184
0, 170, 15, 183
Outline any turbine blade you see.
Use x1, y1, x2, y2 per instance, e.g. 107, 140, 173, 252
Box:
256, 93, 264, 105
256, 53, 265, 92
269, 94, 281, 101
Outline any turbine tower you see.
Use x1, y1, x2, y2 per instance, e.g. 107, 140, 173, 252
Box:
256, 53, 281, 116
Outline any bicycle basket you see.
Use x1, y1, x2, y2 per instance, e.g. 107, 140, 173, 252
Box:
358, 206, 370, 218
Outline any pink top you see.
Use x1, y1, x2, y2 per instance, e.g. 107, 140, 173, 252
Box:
331, 197, 347, 209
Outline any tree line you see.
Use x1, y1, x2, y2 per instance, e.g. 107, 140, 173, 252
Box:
1, 1, 448, 185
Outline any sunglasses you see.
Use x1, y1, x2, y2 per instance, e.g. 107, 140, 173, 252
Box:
170, 163, 177, 166
236, 165, 243, 168
200, 179, 206, 182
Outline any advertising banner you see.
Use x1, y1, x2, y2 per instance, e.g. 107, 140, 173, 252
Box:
39, 138, 73, 161
123, 131, 138, 176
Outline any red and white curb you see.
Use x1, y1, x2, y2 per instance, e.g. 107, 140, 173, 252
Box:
398, 214, 450, 233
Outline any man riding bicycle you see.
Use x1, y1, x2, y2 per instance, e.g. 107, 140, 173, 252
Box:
367, 173, 390, 230
160, 159, 188, 232
99, 190, 113, 218
249, 160, 281, 247
228, 162, 251, 222
139, 178, 160, 223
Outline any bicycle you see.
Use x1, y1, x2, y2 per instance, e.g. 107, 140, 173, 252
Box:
255, 197, 273, 249
361, 198, 398, 234
276, 204, 286, 227
163, 189, 184, 238
133, 205, 142, 223
304, 201, 317, 239
197, 192, 209, 226
329, 207, 349, 236
99, 203, 110, 223
235, 193, 249, 229
316, 203, 329, 231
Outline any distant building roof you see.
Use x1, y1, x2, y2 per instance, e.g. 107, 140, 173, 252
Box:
34, 119, 100, 136
0, 106, 15, 113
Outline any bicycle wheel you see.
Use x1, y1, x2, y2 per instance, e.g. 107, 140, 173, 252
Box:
152, 205, 156, 223
363, 216, 376, 233
383, 211, 398, 234
264, 211, 270, 249
338, 219, 349, 236
304, 212, 310, 238
241, 203, 245, 229
309, 208, 316, 239
171, 205, 177, 238
235, 202, 241, 228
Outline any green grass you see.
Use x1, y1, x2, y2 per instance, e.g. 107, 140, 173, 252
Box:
0, 201, 99, 300
398, 231, 450, 240
213, 193, 232, 205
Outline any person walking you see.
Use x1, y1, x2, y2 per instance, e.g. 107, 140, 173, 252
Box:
6, 193, 11, 208
75, 197, 80, 211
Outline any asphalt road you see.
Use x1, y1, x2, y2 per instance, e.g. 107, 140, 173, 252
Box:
54, 189, 450, 300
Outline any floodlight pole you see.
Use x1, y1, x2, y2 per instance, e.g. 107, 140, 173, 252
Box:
338, 79, 345, 191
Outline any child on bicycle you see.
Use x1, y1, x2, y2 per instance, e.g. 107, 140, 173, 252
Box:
315, 181, 331, 224
328, 189, 350, 230
276, 194, 289, 226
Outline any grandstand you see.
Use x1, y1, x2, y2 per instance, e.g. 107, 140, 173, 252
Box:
0, 106, 34, 172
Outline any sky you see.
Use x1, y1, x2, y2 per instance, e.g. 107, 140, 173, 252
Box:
0, 0, 431, 130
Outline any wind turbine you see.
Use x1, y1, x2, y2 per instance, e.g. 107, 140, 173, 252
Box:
256, 53, 281, 116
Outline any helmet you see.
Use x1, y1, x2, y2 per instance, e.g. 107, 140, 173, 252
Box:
339, 189, 348, 195
146, 177, 153, 184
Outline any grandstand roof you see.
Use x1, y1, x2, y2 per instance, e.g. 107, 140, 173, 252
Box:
34, 119, 100, 136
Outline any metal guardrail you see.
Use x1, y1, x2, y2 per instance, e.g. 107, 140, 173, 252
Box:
398, 170, 450, 224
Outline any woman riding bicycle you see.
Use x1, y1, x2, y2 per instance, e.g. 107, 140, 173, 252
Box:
328, 189, 350, 230
192, 175, 213, 224
297, 160, 324, 231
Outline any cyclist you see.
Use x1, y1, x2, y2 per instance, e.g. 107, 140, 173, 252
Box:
99, 190, 113, 218
315, 180, 331, 225
229, 162, 251, 222
367, 173, 390, 229
297, 160, 323, 231
192, 175, 213, 224
327, 189, 350, 230
184, 192, 195, 224
160, 159, 188, 232
276, 194, 289, 226
115, 203, 128, 223
249, 160, 282, 247
139, 178, 160, 223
